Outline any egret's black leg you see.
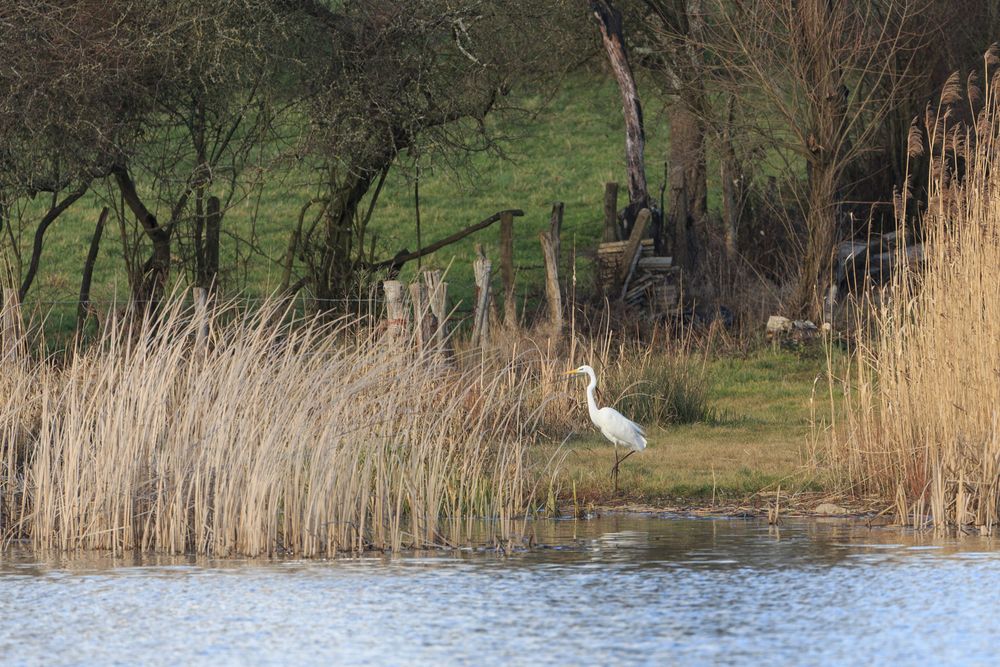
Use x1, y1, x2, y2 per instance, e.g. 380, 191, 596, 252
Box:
610, 447, 621, 494
619, 450, 636, 465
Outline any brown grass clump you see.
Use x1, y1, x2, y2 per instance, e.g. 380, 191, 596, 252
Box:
831, 64, 1000, 532
0, 297, 558, 556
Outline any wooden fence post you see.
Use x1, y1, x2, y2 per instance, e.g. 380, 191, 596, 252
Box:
471, 245, 492, 346
603, 182, 620, 242
193, 286, 210, 351
539, 202, 564, 336
423, 270, 451, 351
409, 281, 432, 351
383, 280, 409, 341
499, 210, 517, 328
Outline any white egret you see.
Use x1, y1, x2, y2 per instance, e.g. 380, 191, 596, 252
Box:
564, 365, 646, 492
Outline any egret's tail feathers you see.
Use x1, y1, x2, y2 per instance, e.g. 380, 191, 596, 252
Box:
634, 431, 647, 451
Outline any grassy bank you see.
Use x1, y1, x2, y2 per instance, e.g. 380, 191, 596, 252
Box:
545, 348, 829, 506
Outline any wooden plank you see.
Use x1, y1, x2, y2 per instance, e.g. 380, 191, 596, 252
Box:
638, 256, 673, 270
618, 208, 652, 292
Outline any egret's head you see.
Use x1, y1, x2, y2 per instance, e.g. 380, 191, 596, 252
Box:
563, 365, 592, 377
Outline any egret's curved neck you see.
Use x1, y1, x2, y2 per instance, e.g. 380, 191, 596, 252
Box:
584, 368, 600, 420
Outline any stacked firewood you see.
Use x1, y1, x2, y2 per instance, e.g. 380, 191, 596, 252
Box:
596, 239, 680, 312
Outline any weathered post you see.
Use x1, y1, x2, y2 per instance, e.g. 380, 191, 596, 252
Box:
539, 202, 564, 336
408, 281, 433, 351
423, 270, 451, 351
193, 286, 210, 351
499, 210, 517, 328
383, 280, 409, 341
471, 245, 492, 347
603, 182, 620, 242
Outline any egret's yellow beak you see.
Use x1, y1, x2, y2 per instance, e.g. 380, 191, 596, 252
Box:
563, 369, 579, 376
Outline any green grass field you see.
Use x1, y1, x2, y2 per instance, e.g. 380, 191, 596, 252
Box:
18, 74, 686, 329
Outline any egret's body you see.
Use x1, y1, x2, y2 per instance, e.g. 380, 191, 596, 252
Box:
566, 365, 646, 491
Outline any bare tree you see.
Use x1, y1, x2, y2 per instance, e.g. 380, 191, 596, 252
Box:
590, 0, 658, 238
707, 0, 928, 318
285, 0, 583, 307
631, 0, 709, 268
0, 1, 156, 297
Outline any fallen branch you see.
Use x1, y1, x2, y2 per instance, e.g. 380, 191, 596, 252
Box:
374, 209, 524, 271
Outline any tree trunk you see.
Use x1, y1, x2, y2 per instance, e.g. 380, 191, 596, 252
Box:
640, 0, 709, 265
314, 172, 373, 305
591, 0, 651, 235
790, 0, 849, 319
204, 196, 221, 288
792, 166, 838, 318
668, 99, 707, 269
19, 184, 88, 301
720, 97, 741, 263
77, 207, 109, 332
113, 165, 172, 307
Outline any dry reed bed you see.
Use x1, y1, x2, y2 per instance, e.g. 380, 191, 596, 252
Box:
832, 64, 1000, 532
0, 289, 708, 556
0, 299, 565, 556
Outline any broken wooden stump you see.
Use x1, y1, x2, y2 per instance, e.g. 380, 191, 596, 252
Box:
409, 281, 433, 352
423, 269, 454, 359
383, 280, 409, 341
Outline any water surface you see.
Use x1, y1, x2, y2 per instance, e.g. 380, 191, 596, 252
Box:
3, 516, 999, 666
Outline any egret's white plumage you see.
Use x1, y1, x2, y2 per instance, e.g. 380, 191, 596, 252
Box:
565, 364, 646, 490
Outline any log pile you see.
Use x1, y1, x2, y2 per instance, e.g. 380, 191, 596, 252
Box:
596, 239, 654, 286
597, 239, 680, 312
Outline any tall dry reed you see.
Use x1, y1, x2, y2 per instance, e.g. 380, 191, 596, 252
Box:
0, 297, 556, 556
831, 60, 1000, 532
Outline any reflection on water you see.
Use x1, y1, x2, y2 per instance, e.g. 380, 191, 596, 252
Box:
3, 516, 1000, 666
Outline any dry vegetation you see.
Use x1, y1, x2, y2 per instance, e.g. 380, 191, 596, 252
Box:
830, 60, 1000, 532
0, 297, 557, 556
0, 292, 717, 556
